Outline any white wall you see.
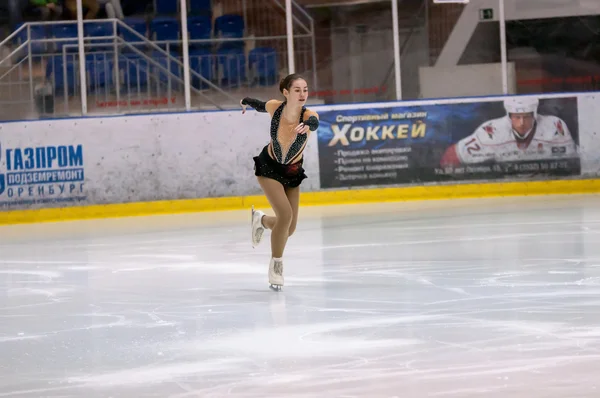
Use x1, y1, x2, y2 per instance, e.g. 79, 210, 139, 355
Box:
0, 110, 321, 210
504, 0, 600, 21
576, 93, 600, 175
418, 62, 517, 98
436, 0, 600, 68
0, 91, 599, 212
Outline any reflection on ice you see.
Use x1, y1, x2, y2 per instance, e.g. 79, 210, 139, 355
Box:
1, 194, 600, 397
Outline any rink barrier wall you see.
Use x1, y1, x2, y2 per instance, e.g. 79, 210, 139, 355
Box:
0, 91, 599, 224
2, 178, 600, 225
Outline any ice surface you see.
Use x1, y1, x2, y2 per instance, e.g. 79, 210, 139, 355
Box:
2, 194, 600, 397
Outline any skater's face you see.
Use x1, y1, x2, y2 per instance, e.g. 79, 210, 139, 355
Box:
509, 112, 535, 136
283, 79, 308, 106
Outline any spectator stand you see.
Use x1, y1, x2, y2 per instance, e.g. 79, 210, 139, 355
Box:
0, 0, 317, 121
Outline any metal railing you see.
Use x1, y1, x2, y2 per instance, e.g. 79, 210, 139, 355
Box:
376, 1, 427, 101
0, 11, 317, 121
269, 0, 317, 87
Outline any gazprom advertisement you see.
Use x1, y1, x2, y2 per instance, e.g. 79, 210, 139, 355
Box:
0, 142, 86, 208
316, 96, 581, 188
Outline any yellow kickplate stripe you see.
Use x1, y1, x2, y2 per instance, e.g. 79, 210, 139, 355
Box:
1, 178, 599, 225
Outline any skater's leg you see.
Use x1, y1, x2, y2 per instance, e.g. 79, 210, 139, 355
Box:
257, 186, 299, 234
257, 176, 293, 258
285, 185, 300, 237
261, 213, 276, 230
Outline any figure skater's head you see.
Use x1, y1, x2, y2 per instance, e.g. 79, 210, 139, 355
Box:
280, 74, 308, 106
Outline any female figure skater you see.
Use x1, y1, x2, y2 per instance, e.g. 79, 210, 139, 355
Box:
240, 73, 319, 290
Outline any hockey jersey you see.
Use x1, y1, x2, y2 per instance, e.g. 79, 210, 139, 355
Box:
440, 114, 578, 166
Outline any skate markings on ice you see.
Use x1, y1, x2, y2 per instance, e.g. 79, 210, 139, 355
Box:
2, 195, 600, 396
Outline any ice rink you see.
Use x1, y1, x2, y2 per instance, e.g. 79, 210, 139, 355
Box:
2, 194, 600, 397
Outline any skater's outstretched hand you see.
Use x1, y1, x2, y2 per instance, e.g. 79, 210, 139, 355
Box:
240, 99, 248, 114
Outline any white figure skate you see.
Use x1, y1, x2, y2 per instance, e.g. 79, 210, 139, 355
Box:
251, 205, 265, 248
269, 257, 284, 291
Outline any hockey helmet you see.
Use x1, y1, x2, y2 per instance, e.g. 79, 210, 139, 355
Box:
504, 96, 539, 117
504, 97, 538, 139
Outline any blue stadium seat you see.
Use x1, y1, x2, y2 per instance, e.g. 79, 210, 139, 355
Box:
214, 14, 244, 51
155, 0, 177, 15
15, 23, 47, 55
85, 21, 113, 49
187, 16, 211, 49
216, 46, 246, 88
150, 17, 179, 49
120, 18, 148, 53
189, 48, 213, 89
249, 47, 278, 86
45, 55, 77, 96
85, 21, 113, 37
52, 23, 78, 53
190, 0, 211, 16
152, 50, 182, 88
120, 17, 147, 42
85, 53, 114, 91
120, 53, 150, 88
214, 14, 244, 38
14, 23, 26, 43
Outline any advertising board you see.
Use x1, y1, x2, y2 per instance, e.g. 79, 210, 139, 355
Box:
316, 96, 580, 188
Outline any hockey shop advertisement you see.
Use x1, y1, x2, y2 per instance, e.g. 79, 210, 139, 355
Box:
316, 96, 580, 188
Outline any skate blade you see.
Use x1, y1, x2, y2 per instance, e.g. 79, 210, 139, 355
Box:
269, 284, 282, 291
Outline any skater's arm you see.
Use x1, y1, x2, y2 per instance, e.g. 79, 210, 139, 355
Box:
241, 97, 268, 112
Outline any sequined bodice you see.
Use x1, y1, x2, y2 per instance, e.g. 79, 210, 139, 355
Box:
269, 102, 307, 164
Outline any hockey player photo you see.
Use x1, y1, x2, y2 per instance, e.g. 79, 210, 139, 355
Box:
316, 94, 579, 189
439, 97, 579, 168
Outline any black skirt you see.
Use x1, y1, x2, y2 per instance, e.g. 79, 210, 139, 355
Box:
253, 145, 307, 188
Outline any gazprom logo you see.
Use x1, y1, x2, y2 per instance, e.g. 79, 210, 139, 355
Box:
0, 143, 85, 199
5, 144, 83, 171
